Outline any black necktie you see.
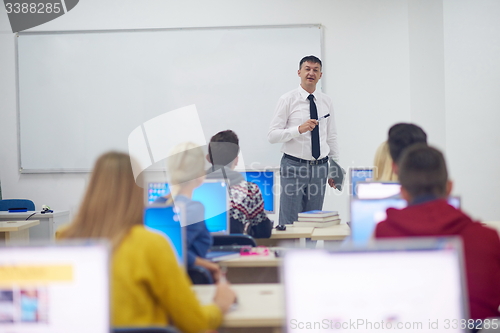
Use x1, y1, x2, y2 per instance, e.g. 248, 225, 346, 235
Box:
308, 94, 320, 159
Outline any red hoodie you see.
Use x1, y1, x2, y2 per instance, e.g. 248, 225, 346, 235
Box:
375, 199, 500, 320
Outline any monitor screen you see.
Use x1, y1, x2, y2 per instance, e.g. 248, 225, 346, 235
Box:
147, 180, 229, 234
355, 181, 401, 199
350, 197, 461, 244
284, 240, 466, 333
144, 205, 185, 265
240, 170, 275, 213
0, 244, 109, 333
350, 168, 375, 196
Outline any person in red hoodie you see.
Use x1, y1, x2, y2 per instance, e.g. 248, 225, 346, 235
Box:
375, 144, 500, 320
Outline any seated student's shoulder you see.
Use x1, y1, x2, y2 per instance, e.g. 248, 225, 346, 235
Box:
464, 220, 500, 247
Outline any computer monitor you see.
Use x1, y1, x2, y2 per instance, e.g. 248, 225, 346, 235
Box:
284, 238, 468, 333
240, 170, 275, 214
350, 197, 462, 244
144, 204, 186, 266
146, 179, 230, 234
355, 181, 401, 199
349, 167, 375, 196
0, 243, 109, 333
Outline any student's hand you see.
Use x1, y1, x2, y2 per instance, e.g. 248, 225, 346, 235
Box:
213, 279, 237, 314
195, 257, 221, 283
328, 178, 336, 188
298, 119, 318, 134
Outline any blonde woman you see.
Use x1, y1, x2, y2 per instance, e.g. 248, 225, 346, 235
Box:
58, 152, 235, 332
373, 141, 398, 181
164, 142, 221, 282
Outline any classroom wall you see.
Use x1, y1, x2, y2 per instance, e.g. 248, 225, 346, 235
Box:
0, 0, 498, 222
443, 0, 500, 221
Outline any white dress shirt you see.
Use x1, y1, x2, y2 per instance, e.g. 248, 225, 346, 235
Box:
268, 85, 339, 161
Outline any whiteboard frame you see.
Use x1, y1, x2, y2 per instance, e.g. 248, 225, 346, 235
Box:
16, 24, 323, 173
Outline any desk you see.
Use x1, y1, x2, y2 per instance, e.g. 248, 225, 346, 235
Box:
256, 226, 314, 247
0, 220, 40, 244
0, 211, 69, 241
220, 252, 282, 284
310, 223, 350, 241
193, 283, 283, 333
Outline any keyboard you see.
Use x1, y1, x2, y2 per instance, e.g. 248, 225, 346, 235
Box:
209, 245, 252, 252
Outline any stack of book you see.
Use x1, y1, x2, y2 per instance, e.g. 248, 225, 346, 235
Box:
293, 210, 341, 228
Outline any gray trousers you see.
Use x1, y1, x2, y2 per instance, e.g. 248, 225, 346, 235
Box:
279, 155, 328, 225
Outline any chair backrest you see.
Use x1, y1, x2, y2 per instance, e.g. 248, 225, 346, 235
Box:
212, 234, 257, 246
0, 199, 35, 211
187, 266, 214, 285
113, 327, 180, 333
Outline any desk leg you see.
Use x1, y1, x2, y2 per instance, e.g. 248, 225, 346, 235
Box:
5, 229, 30, 245
297, 238, 306, 248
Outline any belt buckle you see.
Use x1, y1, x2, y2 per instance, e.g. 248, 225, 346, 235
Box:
310, 160, 318, 165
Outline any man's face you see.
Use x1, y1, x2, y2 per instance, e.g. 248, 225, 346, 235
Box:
298, 61, 322, 91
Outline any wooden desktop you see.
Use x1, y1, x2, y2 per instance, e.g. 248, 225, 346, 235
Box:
193, 283, 284, 333
0, 220, 40, 245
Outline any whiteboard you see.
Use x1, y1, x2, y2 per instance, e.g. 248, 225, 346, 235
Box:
17, 25, 323, 172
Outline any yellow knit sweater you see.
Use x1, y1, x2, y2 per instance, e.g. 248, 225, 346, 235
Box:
112, 225, 222, 332
59, 225, 222, 332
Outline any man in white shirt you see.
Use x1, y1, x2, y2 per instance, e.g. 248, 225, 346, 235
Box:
268, 55, 339, 225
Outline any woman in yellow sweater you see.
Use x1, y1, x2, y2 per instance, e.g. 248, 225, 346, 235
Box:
58, 152, 235, 332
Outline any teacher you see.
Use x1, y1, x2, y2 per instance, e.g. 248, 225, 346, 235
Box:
268, 55, 339, 226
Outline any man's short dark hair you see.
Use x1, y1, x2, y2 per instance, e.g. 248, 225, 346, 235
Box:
299, 55, 322, 70
398, 144, 448, 198
208, 130, 240, 166
388, 123, 427, 162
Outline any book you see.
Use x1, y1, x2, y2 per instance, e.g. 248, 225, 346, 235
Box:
297, 210, 338, 218
293, 219, 341, 228
297, 215, 339, 222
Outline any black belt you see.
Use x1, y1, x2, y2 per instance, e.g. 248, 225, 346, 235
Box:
283, 154, 329, 165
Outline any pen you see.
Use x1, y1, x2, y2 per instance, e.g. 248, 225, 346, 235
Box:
318, 113, 330, 121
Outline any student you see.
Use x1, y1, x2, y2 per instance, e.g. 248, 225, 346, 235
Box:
205, 130, 272, 238
166, 142, 221, 281
387, 122, 427, 174
58, 152, 235, 331
373, 141, 398, 181
375, 145, 500, 320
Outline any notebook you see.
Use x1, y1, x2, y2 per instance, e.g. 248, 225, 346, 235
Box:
283, 237, 468, 333
0, 243, 110, 333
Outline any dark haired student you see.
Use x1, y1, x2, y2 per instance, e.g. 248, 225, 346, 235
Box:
387, 122, 427, 174
375, 144, 500, 320
268, 55, 340, 226
206, 130, 272, 238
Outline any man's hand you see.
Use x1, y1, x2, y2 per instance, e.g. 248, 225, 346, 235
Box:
328, 178, 336, 188
298, 119, 318, 134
